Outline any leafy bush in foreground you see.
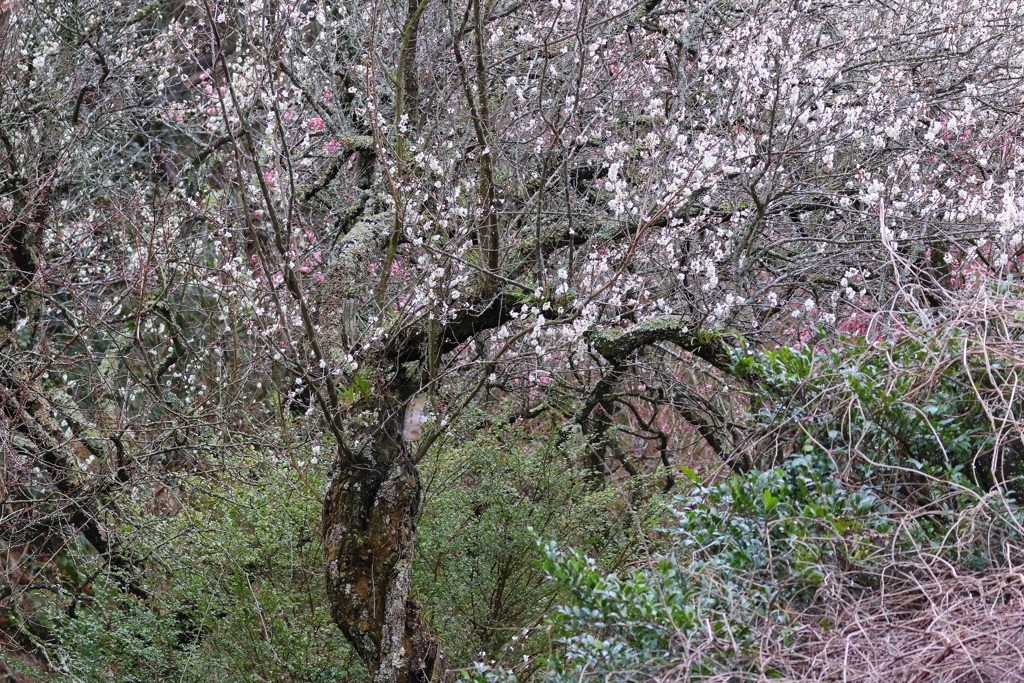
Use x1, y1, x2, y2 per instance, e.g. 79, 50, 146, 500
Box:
24, 454, 363, 683
417, 423, 665, 674
511, 312, 1024, 682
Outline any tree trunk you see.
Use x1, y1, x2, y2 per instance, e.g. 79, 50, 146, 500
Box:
322, 396, 444, 683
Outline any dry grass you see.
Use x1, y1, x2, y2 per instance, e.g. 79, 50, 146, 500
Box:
767, 568, 1024, 682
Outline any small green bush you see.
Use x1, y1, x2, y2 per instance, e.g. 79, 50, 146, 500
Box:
29, 451, 363, 683
744, 326, 1022, 490
416, 422, 665, 675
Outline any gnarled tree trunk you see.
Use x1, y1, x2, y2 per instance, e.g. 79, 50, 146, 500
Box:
322, 394, 443, 683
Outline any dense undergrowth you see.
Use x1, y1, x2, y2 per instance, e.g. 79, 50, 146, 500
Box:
7, 291, 1024, 683
504, 292, 1024, 682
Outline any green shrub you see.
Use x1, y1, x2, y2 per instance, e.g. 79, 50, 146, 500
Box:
27, 452, 363, 683
520, 319, 1024, 682
743, 326, 1021, 491
415, 422, 665, 675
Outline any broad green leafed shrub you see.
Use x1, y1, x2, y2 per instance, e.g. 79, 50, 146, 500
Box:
507, 314, 1024, 682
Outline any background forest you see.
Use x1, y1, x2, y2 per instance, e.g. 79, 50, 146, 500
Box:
3, 0, 1024, 680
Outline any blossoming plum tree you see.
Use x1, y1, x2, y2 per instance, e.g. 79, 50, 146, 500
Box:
3, 0, 1024, 679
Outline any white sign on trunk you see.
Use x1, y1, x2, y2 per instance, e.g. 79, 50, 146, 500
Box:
403, 396, 427, 442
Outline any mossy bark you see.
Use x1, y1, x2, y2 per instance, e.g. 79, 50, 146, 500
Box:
322, 397, 443, 683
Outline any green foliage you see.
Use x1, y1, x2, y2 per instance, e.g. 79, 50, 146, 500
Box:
339, 372, 374, 408
534, 456, 1022, 681
535, 452, 881, 681
747, 327, 1022, 490
415, 423, 665, 674
29, 452, 362, 683
520, 322, 1024, 682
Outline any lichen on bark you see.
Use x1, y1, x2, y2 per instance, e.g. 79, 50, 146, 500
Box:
322, 395, 443, 683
